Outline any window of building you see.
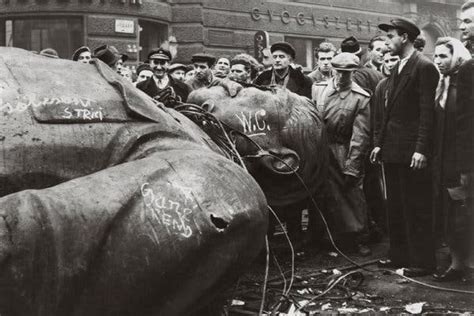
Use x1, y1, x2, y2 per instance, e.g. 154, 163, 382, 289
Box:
2, 17, 83, 58
285, 36, 325, 71
138, 20, 168, 62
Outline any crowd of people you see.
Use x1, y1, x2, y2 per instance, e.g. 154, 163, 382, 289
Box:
42, 0, 473, 284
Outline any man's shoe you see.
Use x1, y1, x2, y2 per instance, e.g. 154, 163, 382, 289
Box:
403, 267, 434, 277
378, 259, 403, 269
433, 268, 465, 282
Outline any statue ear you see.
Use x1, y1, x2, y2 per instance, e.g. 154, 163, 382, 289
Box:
260, 148, 300, 175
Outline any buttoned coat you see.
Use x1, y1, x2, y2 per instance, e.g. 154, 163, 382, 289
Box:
375, 51, 439, 164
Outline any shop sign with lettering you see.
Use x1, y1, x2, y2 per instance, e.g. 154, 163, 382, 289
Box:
250, 7, 382, 33
115, 19, 135, 34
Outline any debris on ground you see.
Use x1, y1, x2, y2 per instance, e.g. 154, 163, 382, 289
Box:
225, 238, 474, 315
405, 302, 426, 314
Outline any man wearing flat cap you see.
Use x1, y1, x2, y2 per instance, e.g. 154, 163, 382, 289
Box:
137, 48, 192, 108
254, 41, 312, 98
186, 53, 219, 90
370, 17, 439, 277
311, 52, 372, 256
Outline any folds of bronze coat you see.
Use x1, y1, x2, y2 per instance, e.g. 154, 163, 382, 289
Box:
0, 48, 268, 316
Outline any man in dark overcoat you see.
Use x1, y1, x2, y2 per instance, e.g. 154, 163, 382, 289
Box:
254, 42, 313, 99
455, 0, 474, 282
370, 17, 440, 277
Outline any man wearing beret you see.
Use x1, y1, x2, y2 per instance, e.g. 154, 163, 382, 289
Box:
312, 53, 372, 256
254, 42, 312, 98
186, 53, 219, 90
370, 17, 440, 277
72, 46, 92, 64
137, 48, 192, 108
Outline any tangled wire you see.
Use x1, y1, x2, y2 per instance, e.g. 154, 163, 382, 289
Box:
174, 102, 248, 167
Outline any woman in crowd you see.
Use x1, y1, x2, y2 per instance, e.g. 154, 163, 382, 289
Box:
431, 37, 472, 282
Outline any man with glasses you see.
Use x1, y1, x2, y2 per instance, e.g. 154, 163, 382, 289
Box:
137, 48, 192, 107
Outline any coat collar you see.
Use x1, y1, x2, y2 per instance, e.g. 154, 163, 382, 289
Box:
262, 66, 306, 85
387, 50, 419, 108
326, 77, 365, 99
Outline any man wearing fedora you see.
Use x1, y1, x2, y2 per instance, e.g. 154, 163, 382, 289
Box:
93, 45, 122, 71
370, 17, 439, 277
254, 41, 312, 98
137, 48, 192, 107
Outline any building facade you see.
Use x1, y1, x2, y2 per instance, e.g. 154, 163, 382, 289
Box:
0, 0, 463, 69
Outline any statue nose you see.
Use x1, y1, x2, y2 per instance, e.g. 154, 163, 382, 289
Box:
202, 100, 216, 113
